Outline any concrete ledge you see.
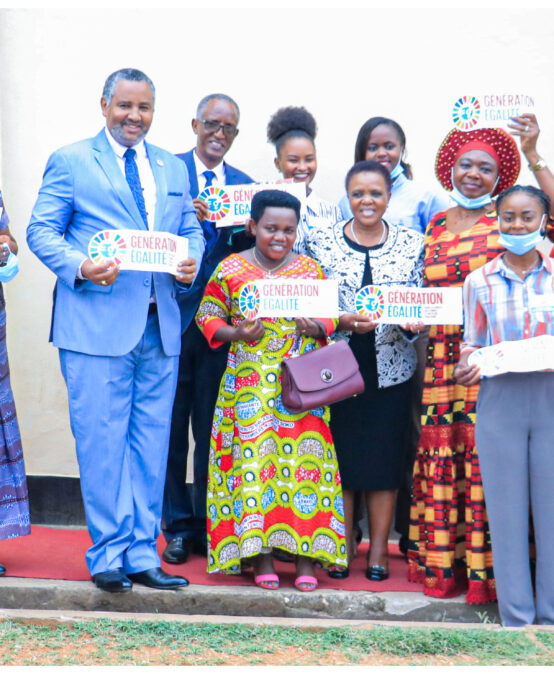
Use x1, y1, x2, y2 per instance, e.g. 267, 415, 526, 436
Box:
0, 577, 500, 624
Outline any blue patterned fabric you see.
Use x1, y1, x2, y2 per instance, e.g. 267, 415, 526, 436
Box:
124, 148, 148, 227
0, 192, 30, 540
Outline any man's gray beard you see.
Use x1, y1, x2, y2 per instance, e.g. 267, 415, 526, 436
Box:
109, 123, 145, 147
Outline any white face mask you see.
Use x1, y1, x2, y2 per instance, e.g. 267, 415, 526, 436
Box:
498, 214, 547, 256
389, 161, 404, 180
449, 168, 498, 210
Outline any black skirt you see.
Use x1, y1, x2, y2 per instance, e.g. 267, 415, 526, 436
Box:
330, 330, 412, 491
330, 226, 412, 491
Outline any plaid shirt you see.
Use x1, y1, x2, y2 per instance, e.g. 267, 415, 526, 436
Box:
462, 250, 554, 354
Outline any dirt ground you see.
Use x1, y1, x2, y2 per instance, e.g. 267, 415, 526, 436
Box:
1, 639, 483, 666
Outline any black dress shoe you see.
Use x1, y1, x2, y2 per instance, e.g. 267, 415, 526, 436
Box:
365, 565, 389, 582
0, 563, 6, 577
162, 537, 189, 564
93, 568, 132, 593
128, 567, 189, 590
328, 566, 349, 579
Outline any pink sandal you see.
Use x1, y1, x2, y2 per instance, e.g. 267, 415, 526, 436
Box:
294, 575, 318, 592
254, 573, 279, 590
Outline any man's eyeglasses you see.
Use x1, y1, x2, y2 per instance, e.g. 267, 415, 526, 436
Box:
198, 119, 238, 138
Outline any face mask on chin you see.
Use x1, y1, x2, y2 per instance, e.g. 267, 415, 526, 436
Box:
498, 215, 546, 256
389, 162, 404, 180
449, 168, 498, 210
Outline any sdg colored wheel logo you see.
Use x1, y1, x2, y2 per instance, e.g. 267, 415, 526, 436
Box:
88, 230, 127, 266
198, 186, 231, 222
356, 285, 385, 321
452, 96, 481, 131
239, 282, 260, 320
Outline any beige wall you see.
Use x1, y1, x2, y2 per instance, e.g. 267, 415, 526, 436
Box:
0, 8, 553, 475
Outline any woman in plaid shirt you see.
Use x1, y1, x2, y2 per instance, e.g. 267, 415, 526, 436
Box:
456, 184, 554, 627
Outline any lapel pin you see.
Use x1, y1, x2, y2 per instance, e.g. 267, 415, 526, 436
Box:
156, 159, 164, 166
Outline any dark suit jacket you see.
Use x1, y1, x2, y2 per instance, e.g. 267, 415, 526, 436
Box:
176, 149, 254, 330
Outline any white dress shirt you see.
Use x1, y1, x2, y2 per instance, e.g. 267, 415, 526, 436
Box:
192, 150, 226, 191
77, 129, 158, 280
104, 127, 157, 230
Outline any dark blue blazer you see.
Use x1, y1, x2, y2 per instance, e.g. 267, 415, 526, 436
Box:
176, 149, 254, 331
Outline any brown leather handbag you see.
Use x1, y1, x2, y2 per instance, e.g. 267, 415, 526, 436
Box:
281, 339, 365, 414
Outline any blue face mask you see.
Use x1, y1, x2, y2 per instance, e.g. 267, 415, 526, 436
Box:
449, 168, 498, 210
389, 162, 404, 180
0, 251, 20, 283
498, 216, 546, 256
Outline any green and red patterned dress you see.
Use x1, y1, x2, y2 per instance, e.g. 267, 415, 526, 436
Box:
408, 210, 503, 604
196, 253, 346, 574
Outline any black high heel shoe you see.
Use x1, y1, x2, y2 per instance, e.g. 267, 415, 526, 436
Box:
365, 565, 389, 581
328, 565, 349, 579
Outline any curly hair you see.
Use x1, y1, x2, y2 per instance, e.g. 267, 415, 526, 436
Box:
267, 106, 317, 156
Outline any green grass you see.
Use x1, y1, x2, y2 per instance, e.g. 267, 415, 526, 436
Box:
0, 619, 551, 666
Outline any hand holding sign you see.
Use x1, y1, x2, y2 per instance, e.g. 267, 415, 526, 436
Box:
81, 258, 120, 286
193, 198, 210, 223
338, 313, 378, 334
399, 321, 426, 334
295, 317, 326, 339
175, 257, 197, 284
507, 113, 541, 162
453, 356, 481, 387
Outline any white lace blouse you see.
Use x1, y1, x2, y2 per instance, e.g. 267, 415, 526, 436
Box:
303, 219, 424, 388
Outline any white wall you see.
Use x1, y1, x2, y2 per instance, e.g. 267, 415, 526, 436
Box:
1, 7, 553, 475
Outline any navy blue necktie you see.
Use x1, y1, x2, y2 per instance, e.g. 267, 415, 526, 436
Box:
202, 170, 218, 249
203, 170, 216, 188
124, 148, 148, 227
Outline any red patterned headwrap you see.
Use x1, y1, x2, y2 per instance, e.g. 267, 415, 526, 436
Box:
435, 127, 520, 196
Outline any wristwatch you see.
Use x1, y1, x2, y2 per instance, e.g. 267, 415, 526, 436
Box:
528, 158, 548, 172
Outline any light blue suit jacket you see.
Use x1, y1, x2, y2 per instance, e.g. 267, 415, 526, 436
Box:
27, 130, 205, 357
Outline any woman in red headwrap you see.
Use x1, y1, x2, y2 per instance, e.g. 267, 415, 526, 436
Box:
407, 127, 521, 604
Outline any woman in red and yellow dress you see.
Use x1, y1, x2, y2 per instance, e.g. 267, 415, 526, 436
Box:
407, 127, 521, 604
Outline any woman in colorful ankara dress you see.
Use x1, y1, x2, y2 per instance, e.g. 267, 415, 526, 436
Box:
0, 190, 31, 575
196, 190, 346, 592
407, 127, 521, 604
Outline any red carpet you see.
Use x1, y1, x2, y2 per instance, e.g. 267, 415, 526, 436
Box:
0, 526, 418, 592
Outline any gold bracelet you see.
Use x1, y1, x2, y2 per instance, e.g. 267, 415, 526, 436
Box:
528, 158, 548, 172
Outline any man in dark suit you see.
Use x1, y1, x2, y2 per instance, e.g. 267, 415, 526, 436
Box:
162, 94, 254, 564
27, 68, 205, 592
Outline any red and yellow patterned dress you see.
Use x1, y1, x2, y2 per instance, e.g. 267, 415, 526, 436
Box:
196, 253, 346, 574
408, 209, 503, 604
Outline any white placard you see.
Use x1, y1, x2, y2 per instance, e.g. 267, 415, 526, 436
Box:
197, 181, 306, 228
467, 335, 554, 377
88, 229, 188, 274
239, 279, 339, 319
355, 285, 463, 325
450, 93, 535, 132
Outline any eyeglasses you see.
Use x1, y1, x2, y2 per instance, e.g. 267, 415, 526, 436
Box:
198, 119, 238, 138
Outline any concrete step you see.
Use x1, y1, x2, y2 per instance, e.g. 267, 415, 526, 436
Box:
0, 577, 500, 624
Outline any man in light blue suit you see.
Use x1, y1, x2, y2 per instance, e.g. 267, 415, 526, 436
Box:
27, 68, 205, 593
